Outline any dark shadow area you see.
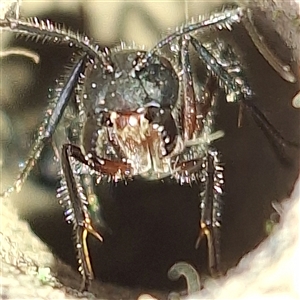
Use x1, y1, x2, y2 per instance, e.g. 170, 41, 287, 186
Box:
3, 5, 299, 294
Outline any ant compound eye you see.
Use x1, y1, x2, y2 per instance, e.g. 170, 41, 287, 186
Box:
136, 56, 179, 108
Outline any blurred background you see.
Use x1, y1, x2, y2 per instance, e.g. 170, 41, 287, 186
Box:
1, 0, 299, 294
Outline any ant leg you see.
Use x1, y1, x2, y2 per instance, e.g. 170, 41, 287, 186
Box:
0, 54, 86, 199
195, 148, 223, 276
178, 34, 223, 275
69, 114, 110, 232
190, 36, 298, 164
61, 144, 102, 291
179, 34, 197, 141
242, 100, 299, 165
61, 143, 132, 290
173, 152, 224, 277
190, 35, 253, 102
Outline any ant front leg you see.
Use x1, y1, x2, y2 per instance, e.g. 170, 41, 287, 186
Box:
61, 144, 132, 290
179, 35, 223, 276
195, 148, 223, 276
61, 144, 103, 290
173, 151, 224, 277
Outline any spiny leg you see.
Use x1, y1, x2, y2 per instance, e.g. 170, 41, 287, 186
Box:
179, 34, 197, 141
74, 115, 110, 232
241, 100, 299, 165
61, 144, 103, 290
57, 95, 107, 287
195, 149, 223, 276
173, 154, 223, 277
179, 34, 223, 276
190, 35, 253, 101
0, 54, 87, 199
190, 36, 298, 162
61, 143, 132, 289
